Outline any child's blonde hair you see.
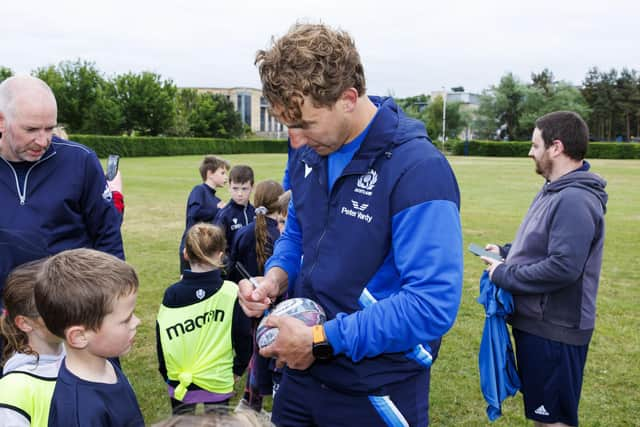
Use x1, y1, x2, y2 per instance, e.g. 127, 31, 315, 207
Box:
277, 190, 292, 217
253, 180, 284, 273
0, 259, 47, 365
185, 223, 227, 269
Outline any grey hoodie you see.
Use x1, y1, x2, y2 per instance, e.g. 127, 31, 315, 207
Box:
492, 166, 607, 345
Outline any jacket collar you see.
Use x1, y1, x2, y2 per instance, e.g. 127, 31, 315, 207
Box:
299, 96, 400, 175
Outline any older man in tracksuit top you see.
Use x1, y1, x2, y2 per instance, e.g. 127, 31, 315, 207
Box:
238, 23, 462, 427
0, 76, 124, 301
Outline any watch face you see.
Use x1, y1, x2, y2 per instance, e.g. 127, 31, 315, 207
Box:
313, 342, 333, 360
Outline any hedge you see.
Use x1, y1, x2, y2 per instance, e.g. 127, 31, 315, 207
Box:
448, 140, 640, 159
68, 135, 288, 158
68, 135, 640, 160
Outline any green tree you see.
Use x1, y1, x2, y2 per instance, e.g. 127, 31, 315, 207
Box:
582, 68, 620, 140
170, 88, 199, 136
476, 71, 590, 140
520, 83, 590, 133
615, 68, 640, 140
395, 94, 430, 117
189, 93, 244, 138
112, 72, 177, 135
425, 95, 465, 140
531, 68, 555, 97
33, 60, 105, 133
0, 66, 13, 83
395, 94, 467, 140
85, 84, 124, 135
474, 73, 527, 140
494, 73, 527, 140
395, 94, 430, 132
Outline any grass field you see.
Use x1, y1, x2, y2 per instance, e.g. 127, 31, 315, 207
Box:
113, 154, 640, 426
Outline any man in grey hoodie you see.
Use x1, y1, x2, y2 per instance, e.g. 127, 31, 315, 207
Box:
482, 111, 607, 427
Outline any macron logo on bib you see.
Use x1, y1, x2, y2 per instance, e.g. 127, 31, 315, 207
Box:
304, 164, 313, 178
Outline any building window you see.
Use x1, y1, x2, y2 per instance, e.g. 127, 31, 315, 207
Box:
237, 93, 252, 126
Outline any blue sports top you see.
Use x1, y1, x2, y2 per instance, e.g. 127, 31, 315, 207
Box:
327, 108, 376, 193
48, 358, 144, 427
266, 96, 463, 393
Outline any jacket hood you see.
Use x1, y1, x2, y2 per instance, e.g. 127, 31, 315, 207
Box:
368, 96, 430, 147
546, 167, 608, 213
298, 95, 431, 169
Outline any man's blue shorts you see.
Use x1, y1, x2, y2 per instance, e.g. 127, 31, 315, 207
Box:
513, 328, 589, 426
272, 367, 431, 427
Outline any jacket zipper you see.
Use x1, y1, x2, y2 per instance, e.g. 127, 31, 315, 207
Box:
1, 152, 56, 205
306, 168, 369, 283
302, 144, 392, 289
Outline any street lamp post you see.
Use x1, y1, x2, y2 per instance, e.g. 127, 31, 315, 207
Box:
441, 87, 447, 151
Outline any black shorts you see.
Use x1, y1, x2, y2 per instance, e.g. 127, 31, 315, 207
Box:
513, 328, 589, 426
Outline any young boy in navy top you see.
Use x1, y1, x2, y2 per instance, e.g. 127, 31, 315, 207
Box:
179, 155, 230, 273
214, 165, 256, 251
34, 248, 144, 427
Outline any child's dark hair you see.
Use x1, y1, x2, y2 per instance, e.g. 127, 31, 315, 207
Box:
253, 180, 284, 273
199, 155, 230, 181
34, 249, 138, 338
229, 165, 254, 185
1, 259, 47, 365
185, 223, 227, 269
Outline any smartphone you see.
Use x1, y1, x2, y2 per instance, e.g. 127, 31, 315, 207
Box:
106, 154, 120, 181
468, 243, 503, 261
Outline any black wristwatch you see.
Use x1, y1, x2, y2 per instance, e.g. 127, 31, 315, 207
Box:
312, 325, 334, 360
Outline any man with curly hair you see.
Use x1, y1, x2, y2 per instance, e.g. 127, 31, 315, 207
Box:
238, 23, 463, 426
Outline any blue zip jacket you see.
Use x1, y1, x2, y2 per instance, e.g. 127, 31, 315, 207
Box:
214, 200, 255, 251
266, 96, 463, 393
228, 217, 280, 282
0, 137, 124, 289
48, 358, 144, 427
0, 229, 48, 306
477, 271, 520, 421
179, 183, 222, 263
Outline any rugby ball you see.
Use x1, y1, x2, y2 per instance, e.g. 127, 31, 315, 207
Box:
256, 298, 326, 349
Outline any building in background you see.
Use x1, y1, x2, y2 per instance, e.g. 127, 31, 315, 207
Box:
186, 87, 287, 138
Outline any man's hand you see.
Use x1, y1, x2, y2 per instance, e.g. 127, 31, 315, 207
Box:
237, 276, 278, 317
106, 170, 122, 193
481, 243, 503, 280
484, 244, 500, 255
481, 255, 503, 280
259, 315, 315, 370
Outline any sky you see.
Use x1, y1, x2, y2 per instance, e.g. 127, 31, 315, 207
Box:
2, 0, 638, 98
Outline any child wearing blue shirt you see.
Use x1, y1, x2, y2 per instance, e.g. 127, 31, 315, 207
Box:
214, 165, 256, 253
34, 248, 144, 427
179, 155, 230, 273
